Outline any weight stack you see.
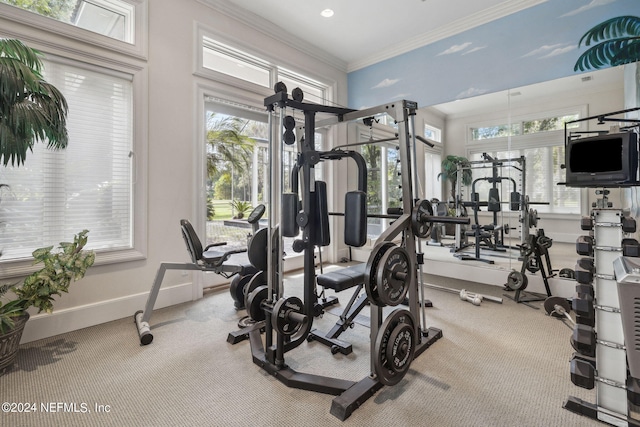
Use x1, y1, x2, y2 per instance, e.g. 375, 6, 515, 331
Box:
592, 210, 628, 418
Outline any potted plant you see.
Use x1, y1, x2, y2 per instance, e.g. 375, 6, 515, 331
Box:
0, 230, 95, 374
230, 199, 252, 219
0, 37, 78, 375
438, 155, 472, 235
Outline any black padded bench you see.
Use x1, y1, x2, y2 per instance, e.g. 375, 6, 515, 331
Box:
316, 263, 366, 292
310, 263, 368, 355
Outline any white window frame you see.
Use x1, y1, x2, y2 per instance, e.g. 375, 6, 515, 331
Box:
0, 11, 148, 278
0, 0, 148, 59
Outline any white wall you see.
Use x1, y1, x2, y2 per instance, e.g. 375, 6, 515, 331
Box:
6, 0, 347, 343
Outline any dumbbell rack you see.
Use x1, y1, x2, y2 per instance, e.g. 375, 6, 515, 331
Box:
564, 203, 640, 426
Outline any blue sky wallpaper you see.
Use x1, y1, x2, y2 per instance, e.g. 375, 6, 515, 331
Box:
347, 0, 640, 109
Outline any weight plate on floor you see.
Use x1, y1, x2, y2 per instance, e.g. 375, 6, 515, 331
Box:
375, 246, 412, 306
373, 309, 415, 386
506, 270, 528, 291
247, 285, 268, 322
364, 241, 395, 307
544, 296, 570, 318
411, 199, 433, 238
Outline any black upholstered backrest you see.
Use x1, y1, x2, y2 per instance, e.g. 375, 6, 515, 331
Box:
180, 219, 202, 264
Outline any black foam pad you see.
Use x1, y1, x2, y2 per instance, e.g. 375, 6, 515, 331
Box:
510, 192, 520, 211
488, 188, 500, 212
345, 191, 367, 247
311, 181, 330, 247
282, 193, 300, 237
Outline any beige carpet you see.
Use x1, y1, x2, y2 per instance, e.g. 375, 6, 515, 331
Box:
0, 272, 606, 427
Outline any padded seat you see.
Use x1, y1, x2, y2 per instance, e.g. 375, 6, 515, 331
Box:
317, 263, 366, 292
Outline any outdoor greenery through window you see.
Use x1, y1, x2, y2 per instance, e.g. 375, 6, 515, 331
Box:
204, 108, 324, 250
0, 0, 135, 43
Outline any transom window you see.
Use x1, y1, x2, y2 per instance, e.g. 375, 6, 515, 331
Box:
471, 113, 580, 141
0, 0, 135, 43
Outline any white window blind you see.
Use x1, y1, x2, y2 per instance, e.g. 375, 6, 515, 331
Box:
0, 59, 133, 260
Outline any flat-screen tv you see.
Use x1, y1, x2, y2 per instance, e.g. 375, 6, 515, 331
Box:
565, 131, 639, 187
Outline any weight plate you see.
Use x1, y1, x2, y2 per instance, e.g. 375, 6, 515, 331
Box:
272, 296, 304, 336
544, 296, 570, 318
507, 270, 528, 291
364, 242, 395, 307
375, 246, 411, 306
248, 228, 268, 271
411, 199, 434, 238
230, 274, 252, 309
247, 285, 268, 322
244, 271, 266, 311
373, 309, 415, 386
291, 87, 304, 102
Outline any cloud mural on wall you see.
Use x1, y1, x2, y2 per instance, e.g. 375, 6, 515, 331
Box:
347, 0, 639, 109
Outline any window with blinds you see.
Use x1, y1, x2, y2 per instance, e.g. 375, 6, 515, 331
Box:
0, 59, 133, 260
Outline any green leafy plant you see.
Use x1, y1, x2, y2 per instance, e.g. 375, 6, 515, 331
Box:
0, 230, 95, 333
230, 199, 252, 219
438, 155, 472, 205
574, 15, 640, 71
0, 38, 69, 166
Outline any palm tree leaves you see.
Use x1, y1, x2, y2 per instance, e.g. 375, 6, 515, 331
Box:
0, 38, 68, 166
206, 114, 254, 178
575, 15, 640, 71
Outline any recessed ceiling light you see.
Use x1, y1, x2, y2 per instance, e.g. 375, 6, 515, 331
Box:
321, 9, 334, 18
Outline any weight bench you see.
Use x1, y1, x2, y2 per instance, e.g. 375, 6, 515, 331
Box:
307, 263, 368, 355
133, 219, 258, 345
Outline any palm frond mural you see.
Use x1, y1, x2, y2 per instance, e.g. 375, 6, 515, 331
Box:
574, 15, 640, 71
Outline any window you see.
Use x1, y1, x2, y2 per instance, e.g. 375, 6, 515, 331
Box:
202, 37, 271, 88
0, 0, 136, 43
198, 28, 330, 106
471, 113, 580, 141
0, 58, 134, 261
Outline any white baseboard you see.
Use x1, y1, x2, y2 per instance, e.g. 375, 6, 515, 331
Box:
20, 282, 194, 344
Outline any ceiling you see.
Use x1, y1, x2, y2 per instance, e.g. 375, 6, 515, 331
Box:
222, 0, 547, 71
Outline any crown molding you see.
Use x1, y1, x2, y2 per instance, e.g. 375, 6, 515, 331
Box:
347, 0, 548, 72
197, 0, 348, 72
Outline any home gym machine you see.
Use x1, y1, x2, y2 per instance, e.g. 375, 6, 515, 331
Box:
560, 107, 640, 427
133, 205, 265, 345
240, 83, 468, 420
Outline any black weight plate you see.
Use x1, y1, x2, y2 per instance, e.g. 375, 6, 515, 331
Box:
385, 323, 415, 376
364, 241, 395, 307
373, 309, 415, 386
248, 228, 268, 271
375, 246, 411, 306
272, 296, 304, 336
411, 199, 434, 238
230, 274, 252, 309
247, 285, 268, 322
507, 270, 527, 291
244, 271, 266, 310
544, 296, 570, 318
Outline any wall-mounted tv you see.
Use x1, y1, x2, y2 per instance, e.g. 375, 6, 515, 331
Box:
565, 131, 639, 188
